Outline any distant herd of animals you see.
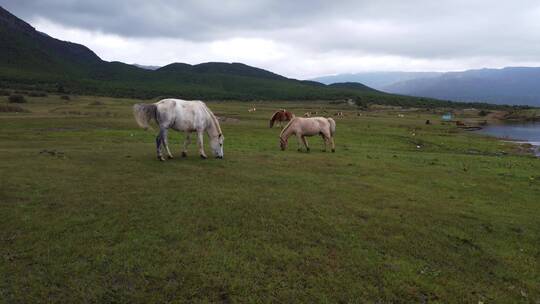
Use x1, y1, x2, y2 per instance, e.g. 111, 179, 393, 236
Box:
133, 99, 336, 160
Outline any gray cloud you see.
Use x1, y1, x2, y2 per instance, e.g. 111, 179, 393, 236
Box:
3, 0, 540, 73
3, 0, 335, 39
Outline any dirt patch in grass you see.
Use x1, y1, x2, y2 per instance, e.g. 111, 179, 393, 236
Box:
40, 127, 82, 132
8, 95, 27, 103
38, 149, 66, 158
0, 104, 30, 113
217, 116, 240, 123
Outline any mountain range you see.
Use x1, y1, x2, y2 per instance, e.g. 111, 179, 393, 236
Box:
0, 6, 526, 109
383, 67, 540, 105
313, 72, 443, 90
314, 68, 540, 106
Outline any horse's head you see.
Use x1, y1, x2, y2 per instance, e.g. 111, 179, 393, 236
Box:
279, 137, 288, 150
210, 133, 225, 159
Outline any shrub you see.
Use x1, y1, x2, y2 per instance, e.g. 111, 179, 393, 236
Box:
56, 84, 65, 93
60, 95, 71, 100
0, 90, 10, 96
478, 110, 490, 117
8, 95, 27, 103
355, 97, 369, 110
28, 92, 47, 97
0, 104, 30, 113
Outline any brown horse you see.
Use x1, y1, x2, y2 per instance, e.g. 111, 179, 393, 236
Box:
269, 109, 295, 128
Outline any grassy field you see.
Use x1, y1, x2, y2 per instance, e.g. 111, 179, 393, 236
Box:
1, 95, 539, 303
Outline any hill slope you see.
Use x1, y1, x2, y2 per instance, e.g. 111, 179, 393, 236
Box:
328, 82, 380, 93
313, 72, 443, 89
383, 67, 540, 106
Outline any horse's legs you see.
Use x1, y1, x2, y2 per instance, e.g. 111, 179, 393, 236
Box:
296, 134, 303, 152
182, 132, 191, 157
321, 129, 334, 152
162, 128, 174, 159
321, 134, 327, 152
156, 129, 165, 161
303, 136, 310, 152
156, 133, 161, 158
197, 131, 208, 159
298, 135, 310, 152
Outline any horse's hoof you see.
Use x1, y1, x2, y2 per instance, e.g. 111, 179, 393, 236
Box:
181, 152, 187, 158
158, 156, 166, 161
297, 148, 302, 152
332, 149, 335, 153
167, 155, 174, 159
306, 148, 310, 153
200, 154, 208, 159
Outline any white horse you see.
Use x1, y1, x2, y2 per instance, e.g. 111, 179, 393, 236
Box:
133, 99, 224, 161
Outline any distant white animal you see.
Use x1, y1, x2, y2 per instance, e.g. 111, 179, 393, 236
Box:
248, 107, 257, 112
133, 99, 224, 161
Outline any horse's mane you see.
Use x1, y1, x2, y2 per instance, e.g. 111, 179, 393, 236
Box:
201, 103, 222, 135
279, 117, 296, 138
270, 111, 282, 121
269, 110, 282, 127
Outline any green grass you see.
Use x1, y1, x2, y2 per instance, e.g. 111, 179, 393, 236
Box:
1, 95, 539, 303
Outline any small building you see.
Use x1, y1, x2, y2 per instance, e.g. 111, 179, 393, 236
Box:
442, 113, 453, 121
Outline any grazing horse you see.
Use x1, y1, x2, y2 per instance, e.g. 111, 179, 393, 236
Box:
279, 117, 336, 152
269, 109, 295, 128
133, 99, 224, 161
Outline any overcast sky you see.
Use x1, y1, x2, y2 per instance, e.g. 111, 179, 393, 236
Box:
3, 0, 540, 78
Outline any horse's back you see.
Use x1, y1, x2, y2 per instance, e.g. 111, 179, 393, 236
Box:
299, 116, 330, 126
304, 117, 335, 135
155, 99, 210, 131
156, 98, 204, 109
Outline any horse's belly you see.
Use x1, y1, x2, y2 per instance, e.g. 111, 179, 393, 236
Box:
169, 119, 193, 132
303, 121, 325, 136
303, 130, 321, 136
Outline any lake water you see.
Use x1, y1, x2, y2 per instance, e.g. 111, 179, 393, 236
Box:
476, 122, 540, 156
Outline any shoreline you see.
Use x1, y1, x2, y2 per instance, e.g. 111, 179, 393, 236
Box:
474, 121, 540, 157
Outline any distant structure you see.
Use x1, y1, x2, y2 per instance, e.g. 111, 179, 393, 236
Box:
442, 113, 453, 121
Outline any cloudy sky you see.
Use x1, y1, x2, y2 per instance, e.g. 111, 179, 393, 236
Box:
3, 0, 540, 78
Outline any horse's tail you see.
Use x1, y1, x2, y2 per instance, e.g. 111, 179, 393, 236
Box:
269, 111, 280, 128
133, 103, 157, 130
327, 117, 336, 137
